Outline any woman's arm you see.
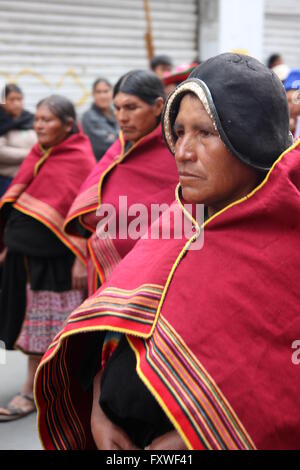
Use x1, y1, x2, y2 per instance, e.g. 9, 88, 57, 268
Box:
0, 247, 7, 264
0, 136, 29, 164
71, 257, 87, 291
90, 370, 140, 450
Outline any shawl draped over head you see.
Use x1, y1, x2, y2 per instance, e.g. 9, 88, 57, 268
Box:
64, 125, 179, 293
35, 139, 300, 450
0, 106, 34, 137
163, 53, 292, 171
34, 52, 300, 450
0, 130, 96, 261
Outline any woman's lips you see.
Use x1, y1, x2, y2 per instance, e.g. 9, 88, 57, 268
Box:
179, 172, 206, 180
121, 127, 135, 133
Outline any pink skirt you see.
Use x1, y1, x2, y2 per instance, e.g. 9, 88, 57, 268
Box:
16, 288, 84, 355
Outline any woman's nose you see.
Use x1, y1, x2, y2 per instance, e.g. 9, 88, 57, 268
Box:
34, 120, 44, 131
175, 135, 196, 162
118, 109, 129, 123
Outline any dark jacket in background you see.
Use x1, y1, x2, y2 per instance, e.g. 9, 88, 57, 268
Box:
81, 104, 119, 161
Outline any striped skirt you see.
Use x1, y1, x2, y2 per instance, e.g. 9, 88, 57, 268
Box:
16, 287, 84, 355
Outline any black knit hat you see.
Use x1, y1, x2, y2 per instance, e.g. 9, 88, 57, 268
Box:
162, 53, 292, 171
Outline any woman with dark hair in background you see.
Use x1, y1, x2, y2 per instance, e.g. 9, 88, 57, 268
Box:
81, 78, 119, 161
150, 55, 173, 79
64, 69, 178, 295
0, 84, 36, 197
267, 53, 283, 69
36, 54, 299, 451
0, 95, 95, 421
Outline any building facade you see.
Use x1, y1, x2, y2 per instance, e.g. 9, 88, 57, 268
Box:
0, 0, 298, 112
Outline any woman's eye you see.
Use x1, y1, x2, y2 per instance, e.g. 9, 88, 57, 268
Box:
175, 129, 184, 138
199, 129, 213, 138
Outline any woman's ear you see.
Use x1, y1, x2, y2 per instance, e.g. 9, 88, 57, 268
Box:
64, 117, 74, 134
153, 97, 164, 117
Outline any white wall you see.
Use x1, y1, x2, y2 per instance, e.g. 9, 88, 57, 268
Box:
198, 0, 220, 61
219, 0, 265, 60
199, 0, 265, 61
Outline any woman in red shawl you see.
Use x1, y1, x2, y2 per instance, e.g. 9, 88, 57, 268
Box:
64, 70, 178, 295
0, 95, 95, 421
35, 54, 300, 450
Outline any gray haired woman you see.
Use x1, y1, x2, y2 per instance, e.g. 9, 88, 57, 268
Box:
0, 95, 95, 421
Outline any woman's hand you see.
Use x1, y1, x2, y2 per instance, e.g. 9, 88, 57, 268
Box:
0, 247, 7, 264
91, 402, 140, 450
145, 430, 188, 451
90, 371, 140, 450
71, 257, 87, 290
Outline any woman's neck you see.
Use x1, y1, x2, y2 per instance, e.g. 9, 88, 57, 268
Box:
207, 174, 265, 218
95, 105, 111, 119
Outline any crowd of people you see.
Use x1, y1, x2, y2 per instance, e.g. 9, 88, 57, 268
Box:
0, 51, 299, 450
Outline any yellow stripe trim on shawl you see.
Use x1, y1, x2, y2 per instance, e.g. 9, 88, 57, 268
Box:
127, 335, 193, 450
12, 203, 86, 264
151, 139, 300, 336
97, 131, 148, 206
203, 138, 300, 228
34, 147, 52, 176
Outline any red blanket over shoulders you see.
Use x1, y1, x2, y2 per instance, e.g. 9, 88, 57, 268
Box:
64, 125, 179, 290
0, 130, 96, 262
35, 141, 300, 450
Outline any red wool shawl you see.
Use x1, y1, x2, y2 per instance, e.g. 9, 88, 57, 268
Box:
64, 125, 178, 293
0, 131, 96, 262
35, 141, 300, 450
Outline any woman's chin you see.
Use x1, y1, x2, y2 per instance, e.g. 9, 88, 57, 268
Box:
181, 186, 204, 204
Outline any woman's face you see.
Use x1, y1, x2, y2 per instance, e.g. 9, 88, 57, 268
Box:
93, 81, 113, 111
34, 104, 73, 148
287, 89, 300, 133
113, 92, 163, 142
174, 94, 260, 214
4, 92, 23, 118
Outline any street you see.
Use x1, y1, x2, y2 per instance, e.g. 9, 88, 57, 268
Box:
0, 350, 42, 450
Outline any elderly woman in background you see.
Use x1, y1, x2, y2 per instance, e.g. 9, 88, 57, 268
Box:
0, 95, 95, 421
0, 84, 36, 197
81, 78, 119, 161
35, 54, 299, 450
64, 70, 178, 295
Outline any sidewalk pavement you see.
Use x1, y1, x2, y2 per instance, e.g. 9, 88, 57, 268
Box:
0, 350, 42, 450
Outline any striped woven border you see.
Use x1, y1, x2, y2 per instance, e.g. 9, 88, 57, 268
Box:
66, 284, 164, 327
63, 184, 99, 231
129, 316, 256, 450
0, 183, 26, 205
39, 338, 86, 450
12, 193, 87, 262
43, 284, 164, 356
88, 233, 122, 286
